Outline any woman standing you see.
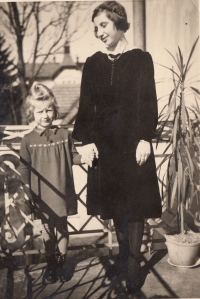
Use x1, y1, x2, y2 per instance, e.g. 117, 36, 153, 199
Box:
72, 1, 162, 293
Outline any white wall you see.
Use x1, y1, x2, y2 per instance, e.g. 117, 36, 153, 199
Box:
146, 0, 200, 114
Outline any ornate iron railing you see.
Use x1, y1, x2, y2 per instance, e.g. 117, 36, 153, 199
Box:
0, 124, 189, 258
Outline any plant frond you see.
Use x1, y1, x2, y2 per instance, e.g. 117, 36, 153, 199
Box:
183, 36, 199, 80
156, 62, 180, 79
182, 170, 186, 205
172, 110, 179, 150
190, 86, 200, 95
181, 89, 186, 133
171, 173, 178, 208
178, 46, 184, 76
184, 146, 194, 179
165, 48, 181, 72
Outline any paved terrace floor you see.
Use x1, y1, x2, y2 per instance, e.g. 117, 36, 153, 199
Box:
0, 248, 200, 299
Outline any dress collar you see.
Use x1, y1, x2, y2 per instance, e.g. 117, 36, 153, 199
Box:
101, 43, 138, 55
34, 125, 59, 136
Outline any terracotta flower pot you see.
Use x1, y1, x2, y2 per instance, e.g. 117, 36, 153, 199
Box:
165, 233, 200, 267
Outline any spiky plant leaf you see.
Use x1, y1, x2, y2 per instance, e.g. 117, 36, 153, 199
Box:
172, 110, 179, 150
165, 48, 181, 72
181, 89, 186, 133
190, 86, 200, 95
171, 173, 178, 208
183, 36, 199, 80
178, 46, 184, 76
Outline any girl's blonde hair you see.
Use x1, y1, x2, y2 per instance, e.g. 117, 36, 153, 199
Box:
25, 82, 59, 123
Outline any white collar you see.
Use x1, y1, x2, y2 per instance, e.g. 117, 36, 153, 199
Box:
100, 43, 138, 55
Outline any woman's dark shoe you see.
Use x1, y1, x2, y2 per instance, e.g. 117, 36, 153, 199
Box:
106, 256, 128, 278
44, 255, 57, 284
44, 267, 57, 284
126, 279, 143, 294
126, 284, 140, 294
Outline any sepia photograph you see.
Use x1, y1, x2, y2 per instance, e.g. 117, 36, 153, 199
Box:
0, 0, 200, 298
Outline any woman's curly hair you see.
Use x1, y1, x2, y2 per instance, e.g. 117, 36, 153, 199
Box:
92, 1, 130, 37
25, 82, 59, 123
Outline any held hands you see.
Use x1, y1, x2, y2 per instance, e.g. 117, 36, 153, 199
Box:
136, 140, 151, 166
81, 152, 96, 167
81, 143, 99, 167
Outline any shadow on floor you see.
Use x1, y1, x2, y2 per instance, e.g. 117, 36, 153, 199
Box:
1, 250, 178, 299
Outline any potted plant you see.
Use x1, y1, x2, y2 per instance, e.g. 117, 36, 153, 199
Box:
157, 36, 200, 267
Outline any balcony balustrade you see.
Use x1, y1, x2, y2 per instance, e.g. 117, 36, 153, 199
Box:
0, 124, 194, 259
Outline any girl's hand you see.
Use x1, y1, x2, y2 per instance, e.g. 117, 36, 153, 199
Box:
82, 143, 99, 167
136, 140, 151, 166
23, 184, 33, 202
23, 184, 36, 211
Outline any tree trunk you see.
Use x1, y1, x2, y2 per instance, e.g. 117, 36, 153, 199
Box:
11, 2, 28, 124
9, 92, 18, 125
18, 77, 28, 125
17, 39, 28, 125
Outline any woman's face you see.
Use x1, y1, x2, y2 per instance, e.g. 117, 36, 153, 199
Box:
94, 11, 122, 48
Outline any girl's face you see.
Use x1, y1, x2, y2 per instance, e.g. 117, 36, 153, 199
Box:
94, 11, 122, 48
33, 100, 55, 129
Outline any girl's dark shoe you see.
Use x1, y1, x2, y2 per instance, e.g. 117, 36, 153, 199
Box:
56, 253, 66, 268
44, 255, 57, 284
56, 253, 68, 282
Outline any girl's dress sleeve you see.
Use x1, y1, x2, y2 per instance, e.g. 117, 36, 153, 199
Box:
20, 137, 31, 185
138, 52, 158, 142
68, 131, 82, 165
72, 57, 95, 145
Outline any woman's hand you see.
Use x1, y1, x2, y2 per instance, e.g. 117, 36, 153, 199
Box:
136, 140, 151, 166
82, 143, 99, 167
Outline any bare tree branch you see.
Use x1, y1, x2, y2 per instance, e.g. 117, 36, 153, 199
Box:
0, 1, 92, 124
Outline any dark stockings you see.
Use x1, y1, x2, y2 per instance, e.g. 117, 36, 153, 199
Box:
127, 221, 144, 287
42, 219, 69, 283
113, 218, 144, 287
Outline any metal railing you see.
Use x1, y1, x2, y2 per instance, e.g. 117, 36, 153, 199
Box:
0, 124, 180, 257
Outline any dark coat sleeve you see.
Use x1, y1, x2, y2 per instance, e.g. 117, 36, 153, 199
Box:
138, 52, 158, 142
72, 57, 95, 145
20, 136, 31, 185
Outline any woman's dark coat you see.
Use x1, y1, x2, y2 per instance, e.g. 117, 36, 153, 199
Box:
73, 49, 162, 220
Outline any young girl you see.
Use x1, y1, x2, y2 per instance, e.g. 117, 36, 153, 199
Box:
73, 0, 162, 294
20, 82, 94, 284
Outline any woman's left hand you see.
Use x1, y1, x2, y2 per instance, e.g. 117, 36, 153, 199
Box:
136, 140, 151, 166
